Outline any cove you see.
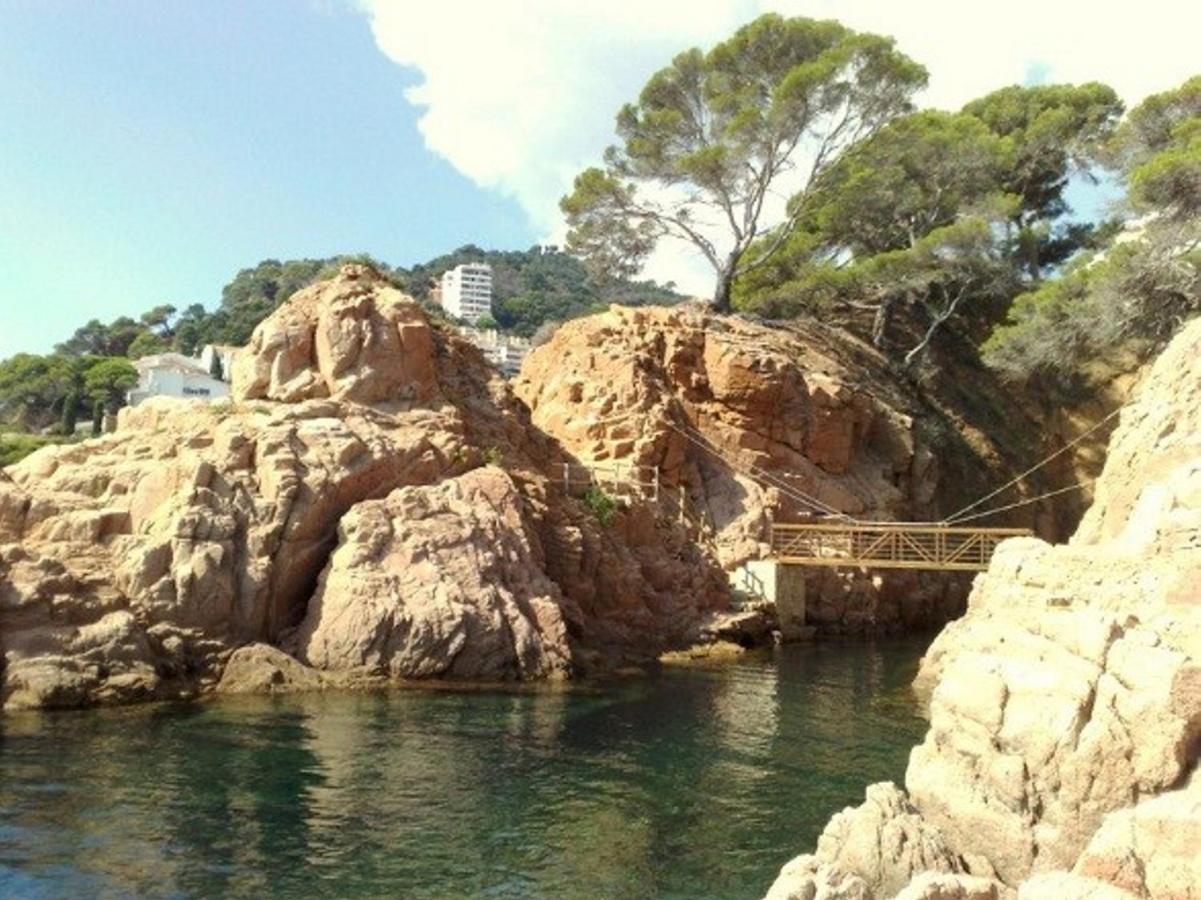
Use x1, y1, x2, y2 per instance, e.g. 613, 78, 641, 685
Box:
0, 637, 931, 900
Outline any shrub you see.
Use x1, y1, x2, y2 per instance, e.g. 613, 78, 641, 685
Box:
583, 486, 619, 526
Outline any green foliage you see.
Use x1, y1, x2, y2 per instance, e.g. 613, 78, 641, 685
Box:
562, 13, 927, 311
126, 330, 169, 359
482, 446, 504, 466
735, 80, 1130, 364
209, 352, 224, 381
984, 77, 1201, 382
1112, 77, 1201, 221
83, 358, 138, 411
0, 432, 72, 467
582, 486, 619, 526
0, 354, 83, 429
798, 111, 1011, 256
407, 244, 677, 337
59, 389, 80, 435
962, 83, 1123, 277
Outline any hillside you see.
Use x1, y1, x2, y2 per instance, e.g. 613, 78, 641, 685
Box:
0, 249, 682, 437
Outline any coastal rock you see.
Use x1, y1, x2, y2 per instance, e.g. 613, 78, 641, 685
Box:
232, 263, 438, 405
215, 643, 360, 694
765, 318, 1201, 897
894, 874, 1001, 900
907, 318, 1201, 886
765, 783, 967, 900
0, 266, 729, 709
291, 466, 573, 679
1017, 772, 1201, 899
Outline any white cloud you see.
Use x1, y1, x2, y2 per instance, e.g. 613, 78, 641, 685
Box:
356, 0, 1201, 294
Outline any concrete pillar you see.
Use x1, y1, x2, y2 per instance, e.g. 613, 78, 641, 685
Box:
729, 559, 809, 640
775, 564, 809, 640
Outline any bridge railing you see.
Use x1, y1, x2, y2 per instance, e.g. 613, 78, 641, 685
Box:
770, 522, 1032, 572
561, 462, 660, 501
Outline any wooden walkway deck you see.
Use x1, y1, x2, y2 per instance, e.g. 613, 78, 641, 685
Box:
770, 522, 1032, 572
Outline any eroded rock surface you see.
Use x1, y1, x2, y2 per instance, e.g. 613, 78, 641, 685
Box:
765, 784, 970, 900
764, 318, 1201, 898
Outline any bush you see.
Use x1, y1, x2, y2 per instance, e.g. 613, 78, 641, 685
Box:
582, 486, 619, 526
0, 432, 72, 467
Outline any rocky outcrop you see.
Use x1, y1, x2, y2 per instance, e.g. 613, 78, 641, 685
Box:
765, 318, 1201, 898
0, 266, 728, 710
515, 305, 1016, 632
765, 784, 977, 900
231, 269, 438, 405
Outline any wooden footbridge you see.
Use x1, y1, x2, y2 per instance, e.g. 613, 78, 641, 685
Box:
769, 522, 1031, 572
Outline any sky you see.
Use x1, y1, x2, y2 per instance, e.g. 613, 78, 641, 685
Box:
1, 0, 1199, 359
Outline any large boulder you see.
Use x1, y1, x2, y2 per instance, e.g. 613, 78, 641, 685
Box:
291, 467, 573, 679
232, 263, 439, 405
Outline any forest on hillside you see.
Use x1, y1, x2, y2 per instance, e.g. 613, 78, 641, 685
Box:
0, 246, 681, 436
561, 15, 1199, 392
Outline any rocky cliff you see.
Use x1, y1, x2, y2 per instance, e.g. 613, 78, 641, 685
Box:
0, 266, 728, 710
765, 318, 1201, 899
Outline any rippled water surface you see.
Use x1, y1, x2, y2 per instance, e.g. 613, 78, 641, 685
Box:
0, 637, 932, 899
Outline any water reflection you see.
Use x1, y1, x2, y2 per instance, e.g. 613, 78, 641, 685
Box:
0, 637, 931, 900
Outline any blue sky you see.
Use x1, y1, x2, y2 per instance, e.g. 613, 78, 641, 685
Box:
1, 0, 1195, 359
0, 1, 535, 358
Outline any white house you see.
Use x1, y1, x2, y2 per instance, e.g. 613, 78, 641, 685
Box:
439, 263, 493, 323
127, 353, 230, 406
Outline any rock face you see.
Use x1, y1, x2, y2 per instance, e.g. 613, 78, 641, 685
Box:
232, 266, 438, 405
290, 466, 573, 680
0, 266, 728, 710
516, 305, 1013, 632
764, 318, 1201, 898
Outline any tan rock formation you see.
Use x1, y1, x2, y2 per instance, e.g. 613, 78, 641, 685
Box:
764, 318, 1201, 898
231, 264, 438, 405
765, 783, 970, 900
0, 266, 728, 710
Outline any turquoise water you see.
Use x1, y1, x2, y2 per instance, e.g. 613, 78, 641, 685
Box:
0, 638, 931, 900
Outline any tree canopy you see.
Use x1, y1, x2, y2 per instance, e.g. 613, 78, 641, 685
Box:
733, 82, 1128, 365
561, 13, 927, 312
983, 77, 1201, 383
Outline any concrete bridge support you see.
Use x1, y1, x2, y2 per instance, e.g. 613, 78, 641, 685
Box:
729, 560, 810, 641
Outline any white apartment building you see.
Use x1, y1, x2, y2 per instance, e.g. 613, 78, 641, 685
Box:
127, 353, 231, 406
439, 262, 493, 323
